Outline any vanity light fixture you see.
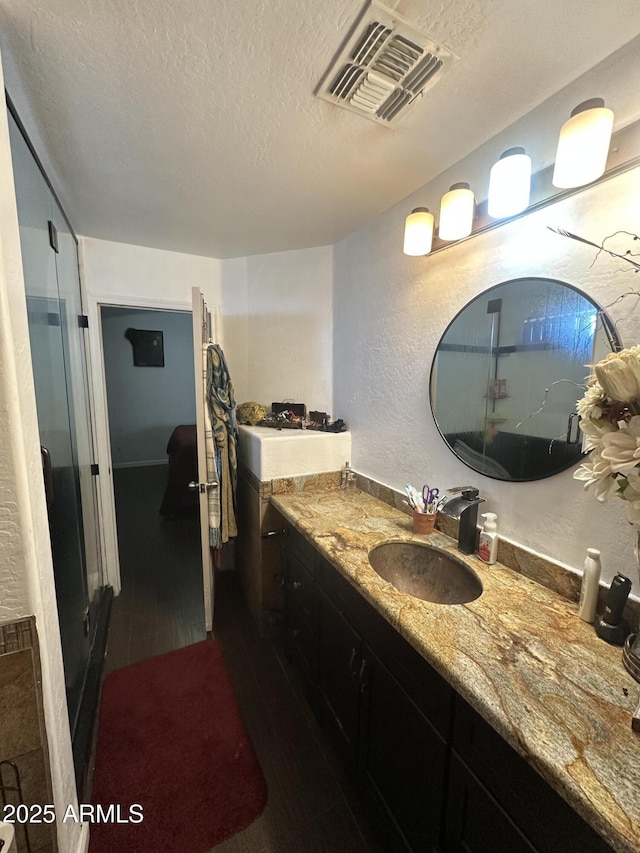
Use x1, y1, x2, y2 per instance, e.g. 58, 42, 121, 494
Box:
552, 98, 614, 189
438, 182, 475, 241
487, 147, 532, 218
403, 207, 435, 255
399, 97, 636, 257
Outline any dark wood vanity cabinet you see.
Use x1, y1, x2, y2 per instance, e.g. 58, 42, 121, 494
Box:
316, 580, 449, 850
445, 753, 536, 853
282, 527, 613, 853
448, 698, 613, 853
359, 642, 449, 852
284, 528, 451, 851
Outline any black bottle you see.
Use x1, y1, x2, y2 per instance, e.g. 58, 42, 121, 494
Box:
595, 573, 632, 645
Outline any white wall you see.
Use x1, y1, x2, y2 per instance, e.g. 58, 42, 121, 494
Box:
0, 144, 32, 625
220, 256, 249, 403
82, 235, 251, 403
101, 307, 195, 466
81, 236, 222, 304
243, 245, 333, 414
334, 166, 640, 588
82, 237, 334, 447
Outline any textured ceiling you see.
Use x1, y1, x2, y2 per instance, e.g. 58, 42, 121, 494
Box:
1, 0, 640, 258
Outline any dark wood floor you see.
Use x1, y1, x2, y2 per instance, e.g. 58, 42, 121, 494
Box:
101, 465, 383, 852
104, 465, 206, 675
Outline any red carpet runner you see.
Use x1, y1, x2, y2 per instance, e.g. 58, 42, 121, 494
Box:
90, 639, 267, 852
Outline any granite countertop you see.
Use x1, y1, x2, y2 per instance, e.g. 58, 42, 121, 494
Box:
270, 487, 640, 853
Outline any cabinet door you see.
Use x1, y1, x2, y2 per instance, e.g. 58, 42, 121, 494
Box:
317, 587, 362, 763
446, 755, 536, 853
284, 549, 318, 684
286, 549, 317, 621
452, 698, 614, 853
360, 644, 448, 852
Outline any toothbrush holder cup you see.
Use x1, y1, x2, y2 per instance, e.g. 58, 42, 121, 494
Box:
413, 509, 436, 535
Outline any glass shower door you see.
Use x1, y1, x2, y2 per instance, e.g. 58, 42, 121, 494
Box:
8, 112, 100, 736
51, 202, 103, 626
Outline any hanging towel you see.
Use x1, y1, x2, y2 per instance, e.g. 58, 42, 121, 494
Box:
206, 343, 238, 546
202, 343, 221, 543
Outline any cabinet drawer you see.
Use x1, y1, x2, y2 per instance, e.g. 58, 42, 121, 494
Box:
287, 526, 317, 575
452, 697, 613, 853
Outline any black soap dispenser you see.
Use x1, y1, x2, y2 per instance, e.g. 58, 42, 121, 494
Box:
595, 573, 632, 645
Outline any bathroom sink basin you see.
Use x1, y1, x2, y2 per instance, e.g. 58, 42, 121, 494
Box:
368, 542, 482, 604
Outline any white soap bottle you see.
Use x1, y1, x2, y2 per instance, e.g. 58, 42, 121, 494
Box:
478, 513, 499, 564
578, 548, 601, 623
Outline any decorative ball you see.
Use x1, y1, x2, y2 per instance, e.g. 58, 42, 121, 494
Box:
237, 401, 268, 425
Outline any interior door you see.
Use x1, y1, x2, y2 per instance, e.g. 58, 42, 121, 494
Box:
192, 287, 215, 632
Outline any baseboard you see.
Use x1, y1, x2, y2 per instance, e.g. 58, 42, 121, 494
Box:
112, 459, 168, 469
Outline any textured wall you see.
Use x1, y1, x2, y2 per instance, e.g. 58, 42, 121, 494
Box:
220, 257, 249, 403
81, 235, 222, 304
245, 245, 333, 414
82, 238, 333, 442
81, 236, 251, 401
334, 167, 640, 589
0, 272, 30, 624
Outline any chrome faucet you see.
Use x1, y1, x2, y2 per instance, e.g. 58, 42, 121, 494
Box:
440, 487, 486, 555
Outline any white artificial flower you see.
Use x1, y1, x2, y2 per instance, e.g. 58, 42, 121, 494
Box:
576, 345, 640, 522
578, 415, 616, 452
576, 380, 606, 420
621, 475, 640, 523
594, 346, 640, 402
599, 415, 640, 474
573, 450, 620, 501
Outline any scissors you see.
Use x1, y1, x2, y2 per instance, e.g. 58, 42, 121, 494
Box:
423, 485, 439, 513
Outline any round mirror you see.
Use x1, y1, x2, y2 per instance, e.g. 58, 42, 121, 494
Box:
429, 277, 621, 481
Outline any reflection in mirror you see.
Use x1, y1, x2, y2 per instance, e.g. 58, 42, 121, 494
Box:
430, 277, 620, 481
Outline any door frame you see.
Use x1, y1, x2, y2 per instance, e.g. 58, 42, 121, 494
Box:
84, 287, 192, 595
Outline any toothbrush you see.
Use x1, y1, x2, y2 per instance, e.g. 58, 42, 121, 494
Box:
404, 486, 416, 510
406, 484, 425, 513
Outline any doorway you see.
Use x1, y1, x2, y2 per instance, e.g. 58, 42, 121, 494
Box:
99, 306, 205, 670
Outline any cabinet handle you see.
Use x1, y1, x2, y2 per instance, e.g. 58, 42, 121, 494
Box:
262, 528, 287, 539
292, 580, 302, 590
349, 647, 360, 680
359, 658, 369, 694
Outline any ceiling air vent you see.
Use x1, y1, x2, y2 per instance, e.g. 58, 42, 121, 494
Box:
316, 0, 457, 126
